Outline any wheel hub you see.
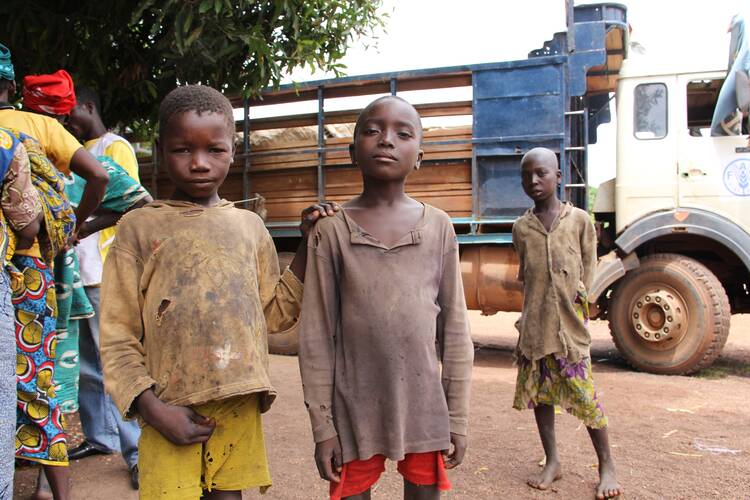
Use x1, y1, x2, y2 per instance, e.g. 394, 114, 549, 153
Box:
630, 289, 687, 342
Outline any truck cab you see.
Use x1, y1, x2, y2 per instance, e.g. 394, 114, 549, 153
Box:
592, 61, 750, 373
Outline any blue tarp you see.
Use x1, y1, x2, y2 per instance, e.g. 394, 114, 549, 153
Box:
711, 13, 750, 136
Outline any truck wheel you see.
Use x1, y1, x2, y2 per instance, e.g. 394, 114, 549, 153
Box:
268, 252, 301, 355
608, 253, 730, 375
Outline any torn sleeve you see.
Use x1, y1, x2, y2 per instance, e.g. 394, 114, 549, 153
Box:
298, 228, 339, 443
580, 213, 597, 293
99, 238, 155, 419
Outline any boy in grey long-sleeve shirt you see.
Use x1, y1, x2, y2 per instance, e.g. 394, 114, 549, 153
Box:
299, 96, 474, 500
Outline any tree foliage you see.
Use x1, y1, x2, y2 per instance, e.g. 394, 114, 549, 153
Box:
1, 0, 385, 133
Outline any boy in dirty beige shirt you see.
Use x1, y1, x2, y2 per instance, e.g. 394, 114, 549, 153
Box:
512, 148, 621, 499
99, 85, 337, 499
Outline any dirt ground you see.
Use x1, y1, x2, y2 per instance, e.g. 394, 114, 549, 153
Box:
13, 312, 750, 499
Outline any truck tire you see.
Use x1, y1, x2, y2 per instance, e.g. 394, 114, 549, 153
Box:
268, 252, 301, 355
608, 253, 730, 375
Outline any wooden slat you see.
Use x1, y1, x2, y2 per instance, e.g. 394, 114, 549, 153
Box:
229, 71, 472, 108
243, 101, 472, 131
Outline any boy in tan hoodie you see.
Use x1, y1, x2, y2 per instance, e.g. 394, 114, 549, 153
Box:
99, 84, 336, 499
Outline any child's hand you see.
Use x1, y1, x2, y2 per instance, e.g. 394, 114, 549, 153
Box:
314, 435, 343, 482
300, 202, 340, 238
443, 432, 467, 469
136, 389, 216, 446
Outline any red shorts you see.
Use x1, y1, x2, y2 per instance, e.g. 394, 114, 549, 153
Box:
330, 451, 451, 500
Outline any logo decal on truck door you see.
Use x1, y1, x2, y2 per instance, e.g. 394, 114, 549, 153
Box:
723, 159, 750, 196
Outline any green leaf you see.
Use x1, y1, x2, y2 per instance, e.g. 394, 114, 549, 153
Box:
185, 26, 204, 47
199, 0, 212, 14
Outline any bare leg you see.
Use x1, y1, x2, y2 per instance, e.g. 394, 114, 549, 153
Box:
31, 468, 52, 500
203, 490, 241, 499
587, 427, 622, 499
404, 479, 440, 500
43, 465, 71, 500
528, 404, 562, 491
343, 489, 372, 500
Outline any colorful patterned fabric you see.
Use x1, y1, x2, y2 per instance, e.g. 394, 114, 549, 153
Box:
513, 295, 606, 429
0, 43, 13, 81
8, 130, 75, 263
11, 255, 68, 465
0, 128, 18, 265
0, 129, 44, 255
65, 155, 149, 212
53, 248, 93, 414
513, 353, 608, 429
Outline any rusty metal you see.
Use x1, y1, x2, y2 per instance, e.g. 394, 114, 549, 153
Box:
460, 246, 524, 314
630, 286, 688, 345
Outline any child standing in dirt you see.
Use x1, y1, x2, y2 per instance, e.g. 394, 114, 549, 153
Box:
299, 95, 474, 500
99, 84, 336, 499
512, 147, 621, 499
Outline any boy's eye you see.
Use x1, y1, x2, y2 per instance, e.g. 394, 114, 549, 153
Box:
364, 127, 380, 135
397, 131, 413, 139
171, 147, 190, 153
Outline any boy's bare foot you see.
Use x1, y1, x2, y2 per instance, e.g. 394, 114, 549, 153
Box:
528, 459, 562, 490
595, 462, 621, 499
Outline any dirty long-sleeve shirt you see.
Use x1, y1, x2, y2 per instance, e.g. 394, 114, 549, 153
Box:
512, 202, 597, 362
100, 200, 302, 419
299, 205, 474, 463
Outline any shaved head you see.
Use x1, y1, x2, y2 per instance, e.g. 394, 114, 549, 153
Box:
521, 147, 559, 171
353, 95, 423, 142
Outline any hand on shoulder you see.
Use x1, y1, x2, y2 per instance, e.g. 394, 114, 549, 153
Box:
300, 201, 340, 238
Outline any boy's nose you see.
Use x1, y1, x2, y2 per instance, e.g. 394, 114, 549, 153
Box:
190, 152, 211, 171
379, 129, 396, 147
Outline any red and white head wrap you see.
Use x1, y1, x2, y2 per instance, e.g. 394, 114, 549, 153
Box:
22, 69, 77, 115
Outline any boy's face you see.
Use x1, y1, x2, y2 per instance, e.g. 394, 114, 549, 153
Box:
160, 110, 235, 205
349, 98, 423, 182
520, 156, 561, 203
65, 101, 95, 141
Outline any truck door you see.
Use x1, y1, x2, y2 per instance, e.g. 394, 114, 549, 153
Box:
678, 74, 750, 232
615, 75, 678, 233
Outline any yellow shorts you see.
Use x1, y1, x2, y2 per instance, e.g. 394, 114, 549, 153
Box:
138, 394, 271, 499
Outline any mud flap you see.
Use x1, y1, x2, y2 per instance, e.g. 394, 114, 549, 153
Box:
590, 252, 640, 304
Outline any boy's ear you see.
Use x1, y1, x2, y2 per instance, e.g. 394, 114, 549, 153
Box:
414, 148, 424, 170
348, 143, 356, 165
84, 101, 96, 115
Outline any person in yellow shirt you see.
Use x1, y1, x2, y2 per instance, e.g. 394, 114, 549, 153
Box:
0, 46, 108, 240
63, 85, 143, 488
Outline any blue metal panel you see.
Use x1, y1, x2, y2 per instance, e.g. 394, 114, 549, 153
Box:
574, 3, 627, 23
457, 234, 513, 245
269, 228, 302, 238
567, 21, 608, 96
473, 63, 563, 100
474, 63, 565, 140
477, 156, 531, 218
